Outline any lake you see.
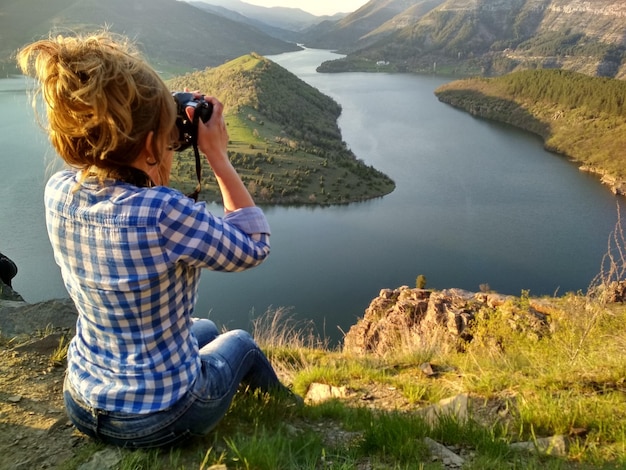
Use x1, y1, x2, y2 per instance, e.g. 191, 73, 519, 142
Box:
0, 48, 622, 344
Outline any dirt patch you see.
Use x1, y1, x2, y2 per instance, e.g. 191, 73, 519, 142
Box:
0, 336, 88, 470
0, 340, 420, 469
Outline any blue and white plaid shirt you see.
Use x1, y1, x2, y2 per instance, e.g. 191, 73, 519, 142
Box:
45, 170, 270, 414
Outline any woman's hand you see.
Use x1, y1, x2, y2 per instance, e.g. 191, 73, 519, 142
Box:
185, 95, 229, 168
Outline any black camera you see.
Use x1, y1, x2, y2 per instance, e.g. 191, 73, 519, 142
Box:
172, 92, 214, 151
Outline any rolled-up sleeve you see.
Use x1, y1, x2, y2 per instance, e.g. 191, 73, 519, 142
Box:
159, 195, 271, 272
223, 206, 271, 236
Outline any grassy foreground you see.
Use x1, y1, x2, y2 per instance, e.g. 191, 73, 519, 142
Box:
19, 215, 625, 469
57, 282, 626, 468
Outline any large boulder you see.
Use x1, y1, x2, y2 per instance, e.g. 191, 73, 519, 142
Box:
342, 286, 551, 356
0, 288, 77, 339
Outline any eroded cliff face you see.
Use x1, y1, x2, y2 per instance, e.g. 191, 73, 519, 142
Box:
427, 0, 626, 44
433, 0, 626, 48
438, 0, 521, 12
340, 0, 626, 78
549, 0, 626, 18
545, 0, 626, 46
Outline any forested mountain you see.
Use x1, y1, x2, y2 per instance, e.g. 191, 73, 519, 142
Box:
0, 0, 300, 76
169, 54, 346, 152
166, 54, 395, 204
309, 0, 626, 79
435, 70, 626, 192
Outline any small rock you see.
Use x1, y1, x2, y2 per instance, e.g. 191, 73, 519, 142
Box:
305, 382, 348, 404
77, 448, 122, 470
419, 362, 436, 377
8, 395, 22, 403
423, 437, 465, 467
510, 434, 569, 457
420, 393, 469, 425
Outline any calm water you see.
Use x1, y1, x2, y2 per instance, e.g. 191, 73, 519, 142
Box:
0, 49, 621, 343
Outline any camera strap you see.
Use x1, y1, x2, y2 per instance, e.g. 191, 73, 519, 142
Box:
187, 111, 203, 202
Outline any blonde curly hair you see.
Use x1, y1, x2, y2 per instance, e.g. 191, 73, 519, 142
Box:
17, 31, 177, 180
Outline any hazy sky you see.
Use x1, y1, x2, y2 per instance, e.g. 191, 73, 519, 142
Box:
243, 0, 369, 16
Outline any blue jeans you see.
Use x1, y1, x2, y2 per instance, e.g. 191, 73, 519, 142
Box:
63, 319, 285, 448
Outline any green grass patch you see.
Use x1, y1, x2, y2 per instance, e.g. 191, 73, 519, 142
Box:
56, 225, 626, 469
60, 287, 626, 469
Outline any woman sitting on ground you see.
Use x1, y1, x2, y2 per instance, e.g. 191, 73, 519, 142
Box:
17, 31, 297, 449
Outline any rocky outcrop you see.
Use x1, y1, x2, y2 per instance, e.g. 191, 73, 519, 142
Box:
0, 280, 77, 339
342, 286, 551, 355
580, 165, 626, 196
0, 280, 24, 303
547, 1, 626, 24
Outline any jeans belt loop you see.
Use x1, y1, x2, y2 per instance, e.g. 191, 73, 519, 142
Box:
91, 406, 108, 437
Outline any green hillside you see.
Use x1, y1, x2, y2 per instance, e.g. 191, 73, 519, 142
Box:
166, 54, 395, 205
435, 69, 626, 193
0, 0, 300, 77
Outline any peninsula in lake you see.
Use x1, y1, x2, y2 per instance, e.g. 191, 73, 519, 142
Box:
167, 54, 395, 205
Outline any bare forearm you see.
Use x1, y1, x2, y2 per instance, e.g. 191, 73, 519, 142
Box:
209, 157, 255, 213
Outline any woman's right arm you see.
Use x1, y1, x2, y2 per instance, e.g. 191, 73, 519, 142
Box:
186, 96, 255, 214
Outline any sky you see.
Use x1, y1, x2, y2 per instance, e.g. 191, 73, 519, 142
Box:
242, 0, 370, 16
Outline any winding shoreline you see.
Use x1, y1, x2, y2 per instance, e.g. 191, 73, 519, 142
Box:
434, 76, 626, 197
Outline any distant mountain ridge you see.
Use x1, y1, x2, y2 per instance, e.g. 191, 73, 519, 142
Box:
301, 0, 445, 51
306, 0, 626, 79
188, 0, 346, 32
0, 0, 301, 75
188, 1, 298, 43
4, 0, 625, 80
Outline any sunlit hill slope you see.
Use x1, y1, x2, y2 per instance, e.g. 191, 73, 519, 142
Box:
166, 54, 396, 205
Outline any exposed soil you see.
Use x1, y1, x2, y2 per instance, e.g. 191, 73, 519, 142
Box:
0, 334, 88, 470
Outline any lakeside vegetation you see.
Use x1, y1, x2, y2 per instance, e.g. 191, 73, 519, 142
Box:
435, 69, 626, 193
166, 54, 395, 205
316, 56, 484, 77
